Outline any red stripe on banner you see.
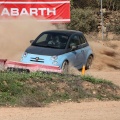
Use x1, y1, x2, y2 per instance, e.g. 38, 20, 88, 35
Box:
0, 0, 70, 23
0, 0, 70, 1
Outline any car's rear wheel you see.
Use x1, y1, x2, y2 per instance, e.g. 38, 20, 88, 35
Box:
85, 55, 93, 69
61, 61, 69, 74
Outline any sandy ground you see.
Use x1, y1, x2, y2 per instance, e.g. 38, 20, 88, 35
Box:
86, 71, 120, 86
0, 101, 120, 120
0, 18, 120, 120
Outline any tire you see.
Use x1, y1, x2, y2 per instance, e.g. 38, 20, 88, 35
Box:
61, 61, 69, 73
85, 55, 93, 69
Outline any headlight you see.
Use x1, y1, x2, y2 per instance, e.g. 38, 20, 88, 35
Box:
23, 52, 28, 57
51, 56, 58, 61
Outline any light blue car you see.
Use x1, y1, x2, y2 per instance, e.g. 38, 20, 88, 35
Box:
21, 30, 93, 72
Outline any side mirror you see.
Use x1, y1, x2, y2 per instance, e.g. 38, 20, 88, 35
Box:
71, 45, 77, 51
30, 40, 34, 44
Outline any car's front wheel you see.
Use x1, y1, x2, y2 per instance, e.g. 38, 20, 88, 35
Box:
61, 61, 69, 74
85, 55, 93, 69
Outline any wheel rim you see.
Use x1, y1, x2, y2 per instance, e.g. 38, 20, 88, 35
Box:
86, 56, 93, 69
62, 61, 68, 73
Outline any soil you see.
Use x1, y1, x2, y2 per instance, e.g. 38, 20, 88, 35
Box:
0, 18, 120, 120
0, 101, 120, 120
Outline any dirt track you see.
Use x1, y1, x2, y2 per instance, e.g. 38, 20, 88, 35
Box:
0, 101, 120, 120
0, 18, 120, 120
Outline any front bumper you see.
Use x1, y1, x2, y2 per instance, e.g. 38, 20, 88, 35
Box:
0, 59, 62, 73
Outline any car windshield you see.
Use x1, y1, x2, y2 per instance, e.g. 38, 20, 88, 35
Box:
32, 32, 69, 49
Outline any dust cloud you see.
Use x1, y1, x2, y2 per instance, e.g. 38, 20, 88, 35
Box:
88, 40, 120, 72
0, 17, 57, 61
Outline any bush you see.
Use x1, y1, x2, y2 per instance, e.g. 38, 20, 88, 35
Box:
114, 25, 120, 34
72, 0, 120, 10
107, 18, 120, 35
114, 19, 120, 34
66, 8, 98, 33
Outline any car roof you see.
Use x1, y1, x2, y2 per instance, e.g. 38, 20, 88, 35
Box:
42, 30, 83, 36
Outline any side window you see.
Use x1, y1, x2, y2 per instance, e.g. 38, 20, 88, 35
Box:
79, 35, 86, 44
36, 34, 48, 43
69, 35, 80, 48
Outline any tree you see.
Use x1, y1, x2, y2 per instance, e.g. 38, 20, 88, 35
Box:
67, 8, 98, 33
71, 0, 120, 10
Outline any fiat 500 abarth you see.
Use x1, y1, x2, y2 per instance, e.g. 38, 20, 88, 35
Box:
21, 30, 93, 72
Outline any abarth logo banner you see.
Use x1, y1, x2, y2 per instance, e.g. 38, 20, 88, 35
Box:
0, 0, 70, 22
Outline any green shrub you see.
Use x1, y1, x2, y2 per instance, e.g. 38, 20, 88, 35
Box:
107, 19, 120, 35
114, 19, 120, 34
66, 8, 98, 33
72, 0, 120, 10
114, 25, 120, 34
